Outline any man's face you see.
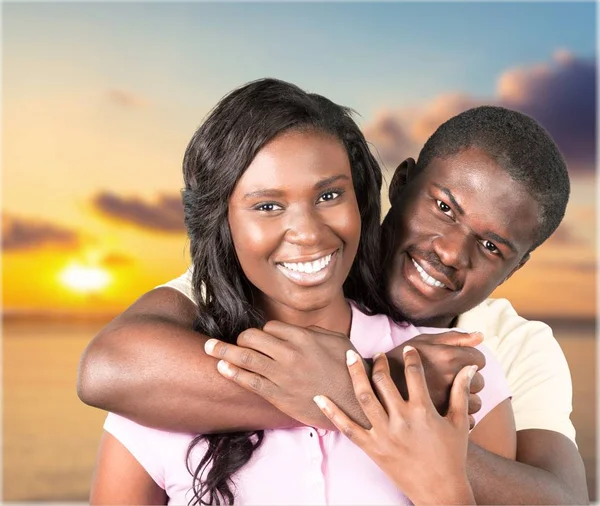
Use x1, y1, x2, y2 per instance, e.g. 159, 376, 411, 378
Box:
383, 147, 541, 327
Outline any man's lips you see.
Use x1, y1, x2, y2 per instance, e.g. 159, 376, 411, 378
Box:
402, 253, 458, 294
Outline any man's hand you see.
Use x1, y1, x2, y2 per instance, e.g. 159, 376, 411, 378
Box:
204, 321, 369, 429
386, 331, 486, 417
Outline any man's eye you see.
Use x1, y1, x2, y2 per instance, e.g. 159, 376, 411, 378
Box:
482, 240, 499, 253
256, 203, 282, 212
318, 191, 341, 203
436, 199, 452, 214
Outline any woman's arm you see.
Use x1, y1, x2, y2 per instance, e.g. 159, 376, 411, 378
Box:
469, 398, 516, 459
90, 431, 167, 505
77, 287, 299, 433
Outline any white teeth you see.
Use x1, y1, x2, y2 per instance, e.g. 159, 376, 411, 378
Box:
411, 258, 446, 288
282, 254, 333, 274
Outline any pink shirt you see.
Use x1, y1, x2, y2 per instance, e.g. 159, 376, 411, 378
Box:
104, 303, 511, 505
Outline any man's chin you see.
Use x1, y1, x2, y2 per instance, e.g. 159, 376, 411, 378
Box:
393, 302, 455, 328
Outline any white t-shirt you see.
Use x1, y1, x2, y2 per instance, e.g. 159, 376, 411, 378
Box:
158, 268, 577, 444
457, 298, 576, 443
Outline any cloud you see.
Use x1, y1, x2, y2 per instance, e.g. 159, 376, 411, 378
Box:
92, 192, 185, 232
364, 50, 596, 173
2, 214, 80, 251
100, 252, 133, 267
536, 259, 597, 273
106, 89, 150, 109
364, 109, 419, 171
544, 222, 587, 246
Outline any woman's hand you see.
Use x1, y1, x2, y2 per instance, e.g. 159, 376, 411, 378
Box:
314, 347, 477, 505
203, 322, 370, 429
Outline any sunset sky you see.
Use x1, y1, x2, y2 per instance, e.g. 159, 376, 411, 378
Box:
2, 2, 596, 318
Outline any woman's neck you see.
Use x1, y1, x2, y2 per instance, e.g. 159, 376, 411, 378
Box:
254, 292, 352, 336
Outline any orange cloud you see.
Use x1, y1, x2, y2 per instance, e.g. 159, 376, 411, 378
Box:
92, 192, 185, 232
2, 214, 80, 251
100, 252, 133, 267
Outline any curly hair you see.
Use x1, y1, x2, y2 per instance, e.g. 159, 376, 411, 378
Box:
181, 78, 395, 505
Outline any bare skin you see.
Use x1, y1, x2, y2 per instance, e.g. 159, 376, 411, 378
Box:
79, 287, 589, 504
78, 287, 485, 432
87, 128, 499, 505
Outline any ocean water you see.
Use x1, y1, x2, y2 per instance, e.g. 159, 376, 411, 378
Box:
2, 319, 597, 501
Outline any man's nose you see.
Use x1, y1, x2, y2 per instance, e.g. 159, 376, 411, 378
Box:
432, 227, 472, 269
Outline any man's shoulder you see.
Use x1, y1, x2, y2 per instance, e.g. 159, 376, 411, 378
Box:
457, 298, 565, 371
457, 297, 552, 342
156, 268, 198, 304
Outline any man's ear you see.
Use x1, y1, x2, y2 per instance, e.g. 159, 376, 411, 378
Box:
389, 157, 416, 205
501, 253, 531, 285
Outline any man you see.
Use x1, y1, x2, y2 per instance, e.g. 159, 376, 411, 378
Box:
78, 105, 588, 504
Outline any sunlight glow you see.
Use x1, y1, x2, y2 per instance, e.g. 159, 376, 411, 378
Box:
59, 264, 111, 293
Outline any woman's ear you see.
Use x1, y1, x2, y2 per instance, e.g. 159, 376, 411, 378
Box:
389, 157, 416, 205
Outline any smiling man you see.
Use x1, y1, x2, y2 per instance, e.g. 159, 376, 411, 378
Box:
78, 105, 589, 504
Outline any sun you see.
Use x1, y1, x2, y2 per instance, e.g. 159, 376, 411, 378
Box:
59, 263, 111, 293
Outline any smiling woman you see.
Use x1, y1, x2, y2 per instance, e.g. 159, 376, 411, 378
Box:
59, 263, 111, 293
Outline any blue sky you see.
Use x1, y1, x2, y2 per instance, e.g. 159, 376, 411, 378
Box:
5, 2, 596, 120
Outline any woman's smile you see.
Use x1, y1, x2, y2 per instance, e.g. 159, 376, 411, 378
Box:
276, 249, 339, 287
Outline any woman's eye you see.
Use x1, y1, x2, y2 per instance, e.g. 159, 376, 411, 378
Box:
436, 199, 452, 215
318, 191, 341, 203
256, 203, 282, 212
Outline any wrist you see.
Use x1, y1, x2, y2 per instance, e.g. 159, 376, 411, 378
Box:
410, 476, 474, 505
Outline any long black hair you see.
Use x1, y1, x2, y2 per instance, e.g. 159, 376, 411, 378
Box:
181, 78, 395, 505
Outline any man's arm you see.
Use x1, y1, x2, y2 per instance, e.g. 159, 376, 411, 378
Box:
468, 429, 588, 504
78, 283, 486, 434
457, 298, 589, 504
77, 287, 300, 433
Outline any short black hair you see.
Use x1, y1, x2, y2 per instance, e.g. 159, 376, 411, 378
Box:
416, 105, 570, 251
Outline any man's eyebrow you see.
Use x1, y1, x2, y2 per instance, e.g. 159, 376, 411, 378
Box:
314, 174, 351, 190
433, 183, 465, 215
432, 182, 518, 253
486, 232, 518, 254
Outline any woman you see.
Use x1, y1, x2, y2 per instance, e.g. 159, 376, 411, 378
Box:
90, 78, 514, 505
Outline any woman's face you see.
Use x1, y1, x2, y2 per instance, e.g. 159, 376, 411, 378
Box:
228, 129, 361, 318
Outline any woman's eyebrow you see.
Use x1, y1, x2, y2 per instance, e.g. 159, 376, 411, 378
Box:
314, 174, 351, 190
242, 189, 285, 200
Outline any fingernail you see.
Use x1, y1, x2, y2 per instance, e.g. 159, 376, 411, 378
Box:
468, 365, 478, 379
403, 345, 415, 355
217, 360, 232, 377
373, 352, 384, 360
205, 339, 217, 354
346, 349, 358, 365
313, 395, 327, 409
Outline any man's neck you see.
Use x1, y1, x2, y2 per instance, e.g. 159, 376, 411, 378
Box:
409, 313, 458, 329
